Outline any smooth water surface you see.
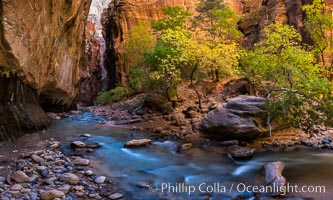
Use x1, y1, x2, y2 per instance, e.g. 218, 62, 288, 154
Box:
46, 112, 333, 200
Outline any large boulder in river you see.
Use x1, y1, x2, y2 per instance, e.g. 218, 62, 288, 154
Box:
257, 161, 286, 197
198, 95, 275, 141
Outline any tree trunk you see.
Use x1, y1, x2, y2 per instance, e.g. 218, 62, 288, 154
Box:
190, 62, 202, 109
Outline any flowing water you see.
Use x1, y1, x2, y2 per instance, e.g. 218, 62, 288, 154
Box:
46, 112, 333, 200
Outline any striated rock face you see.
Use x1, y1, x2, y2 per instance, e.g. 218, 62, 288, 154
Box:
237, 0, 315, 48
0, 4, 48, 143
2, 0, 92, 111
80, 21, 102, 105
0, 0, 91, 142
101, 0, 199, 89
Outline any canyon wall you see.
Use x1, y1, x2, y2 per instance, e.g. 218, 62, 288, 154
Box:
0, 0, 91, 142
238, 0, 314, 47
101, 0, 199, 89
101, 0, 321, 88
80, 21, 102, 104
2, 0, 92, 111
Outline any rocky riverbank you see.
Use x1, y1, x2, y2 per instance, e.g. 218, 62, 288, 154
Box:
0, 133, 124, 200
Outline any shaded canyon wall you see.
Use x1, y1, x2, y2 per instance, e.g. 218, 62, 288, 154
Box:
0, 0, 91, 142
2, 0, 92, 111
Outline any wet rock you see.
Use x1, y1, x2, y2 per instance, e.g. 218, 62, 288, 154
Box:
31, 154, 45, 163
72, 158, 90, 166
75, 191, 85, 196
40, 189, 65, 200
10, 184, 22, 191
177, 143, 193, 152
80, 134, 91, 138
37, 166, 49, 178
59, 173, 79, 185
94, 176, 106, 184
220, 140, 239, 146
73, 185, 84, 191
0, 176, 6, 182
258, 161, 286, 197
50, 143, 60, 148
21, 188, 31, 193
86, 142, 102, 149
71, 141, 86, 148
321, 137, 332, 144
43, 178, 54, 185
136, 182, 153, 188
11, 170, 31, 183
59, 184, 71, 193
301, 140, 317, 147
85, 170, 93, 176
227, 145, 255, 160
109, 193, 124, 200
64, 161, 74, 168
28, 192, 38, 200
198, 95, 279, 141
70, 110, 82, 115
124, 139, 152, 148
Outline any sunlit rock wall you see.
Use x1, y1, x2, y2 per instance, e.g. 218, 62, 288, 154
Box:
101, 0, 199, 89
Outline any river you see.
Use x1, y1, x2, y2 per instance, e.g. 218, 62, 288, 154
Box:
44, 112, 333, 200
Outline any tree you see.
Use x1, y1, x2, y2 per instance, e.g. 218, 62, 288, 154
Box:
241, 23, 333, 133
144, 28, 189, 101
196, 1, 241, 81
302, 0, 333, 80
196, 0, 224, 25
124, 22, 155, 68
123, 22, 156, 92
152, 6, 192, 31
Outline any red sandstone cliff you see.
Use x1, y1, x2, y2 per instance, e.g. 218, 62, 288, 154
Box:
101, 0, 325, 88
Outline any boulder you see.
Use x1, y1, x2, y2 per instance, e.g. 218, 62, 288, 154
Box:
109, 193, 124, 200
94, 176, 106, 184
70, 141, 86, 148
31, 154, 45, 163
11, 170, 31, 183
72, 158, 90, 166
40, 189, 65, 200
177, 143, 193, 152
142, 91, 173, 114
227, 145, 255, 160
258, 161, 286, 197
198, 95, 277, 141
59, 173, 79, 185
124, 139, 152, 148
172, 112, 186, 126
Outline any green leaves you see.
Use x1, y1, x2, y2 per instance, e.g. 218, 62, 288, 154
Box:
302, 0, 333, 78
152, 6, 192, 31
123, 22, 156, 69
241, 22, 333, 132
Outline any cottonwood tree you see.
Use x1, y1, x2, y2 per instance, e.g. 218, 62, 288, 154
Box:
123, 22, 156, 92
303, 0, 333, 80
196, 1, 241, 81
241, 23, 333, 133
